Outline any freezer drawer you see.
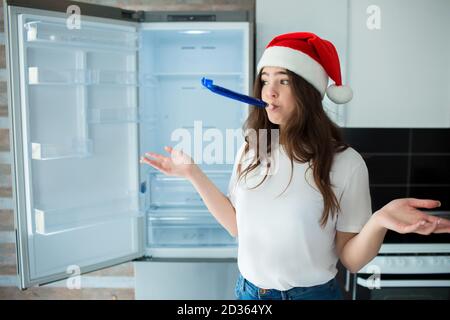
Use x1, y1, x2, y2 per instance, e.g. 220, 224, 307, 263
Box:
148, 171, 230, 208
147, 209, 236, 247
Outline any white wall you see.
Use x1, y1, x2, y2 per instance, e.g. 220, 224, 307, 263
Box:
346, 0, 450, 127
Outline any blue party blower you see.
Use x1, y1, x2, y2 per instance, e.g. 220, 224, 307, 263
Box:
201, 77, 268, 108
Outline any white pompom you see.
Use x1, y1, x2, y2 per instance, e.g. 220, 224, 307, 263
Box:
326, 84, 353, 104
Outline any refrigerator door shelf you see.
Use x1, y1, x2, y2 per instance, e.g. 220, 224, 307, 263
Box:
28, 66, 89, 85
24, 20, 138, 51
34, 195, 141, 235
28, 67, 138, 86
148, 171, 230, 208
148, 212, 236, 248
29, 216, 142, 280
31, 139, 93, 160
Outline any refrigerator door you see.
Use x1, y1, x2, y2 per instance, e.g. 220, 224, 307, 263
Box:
5, 4, 144, 288
139, 22, 250, 258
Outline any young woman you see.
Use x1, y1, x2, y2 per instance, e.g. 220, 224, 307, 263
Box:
140, 32, 450, 300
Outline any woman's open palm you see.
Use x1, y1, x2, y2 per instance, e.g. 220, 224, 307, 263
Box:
140, 146, 195, 178
376, 198, 450, 235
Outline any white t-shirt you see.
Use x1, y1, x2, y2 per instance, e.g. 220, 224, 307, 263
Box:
227, 143, 372, 290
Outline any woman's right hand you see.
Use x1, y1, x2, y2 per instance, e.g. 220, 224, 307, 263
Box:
140, 146, 197, 179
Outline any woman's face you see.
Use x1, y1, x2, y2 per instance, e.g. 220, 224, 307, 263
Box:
261, 67, 296, 128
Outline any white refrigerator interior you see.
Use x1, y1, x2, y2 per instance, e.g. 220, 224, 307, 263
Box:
139, 23, 247, 259
7, 2, 249, 296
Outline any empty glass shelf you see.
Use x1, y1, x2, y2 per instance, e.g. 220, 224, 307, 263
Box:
148, 171, 230, 208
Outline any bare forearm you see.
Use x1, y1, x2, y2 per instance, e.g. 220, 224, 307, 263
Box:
187, 165, 238, 237
340, 212, 387, 273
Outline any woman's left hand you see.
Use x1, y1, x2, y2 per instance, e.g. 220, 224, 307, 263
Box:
374, 198, 450, 234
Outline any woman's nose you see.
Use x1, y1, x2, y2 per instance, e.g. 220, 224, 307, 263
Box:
264, 85, 278, 99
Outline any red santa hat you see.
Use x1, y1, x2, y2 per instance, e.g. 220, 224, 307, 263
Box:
257, 32, 353, 104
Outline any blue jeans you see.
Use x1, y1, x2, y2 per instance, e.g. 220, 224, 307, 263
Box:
234, 274, 343, 300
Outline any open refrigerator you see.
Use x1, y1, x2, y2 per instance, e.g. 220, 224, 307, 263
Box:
4, 0, 252, 292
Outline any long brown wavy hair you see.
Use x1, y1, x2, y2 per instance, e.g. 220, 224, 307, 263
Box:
237, 69, 349, 227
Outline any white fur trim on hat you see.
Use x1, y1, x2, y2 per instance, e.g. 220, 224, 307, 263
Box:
326, 84, 353, 104
257, 46, 329, 98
